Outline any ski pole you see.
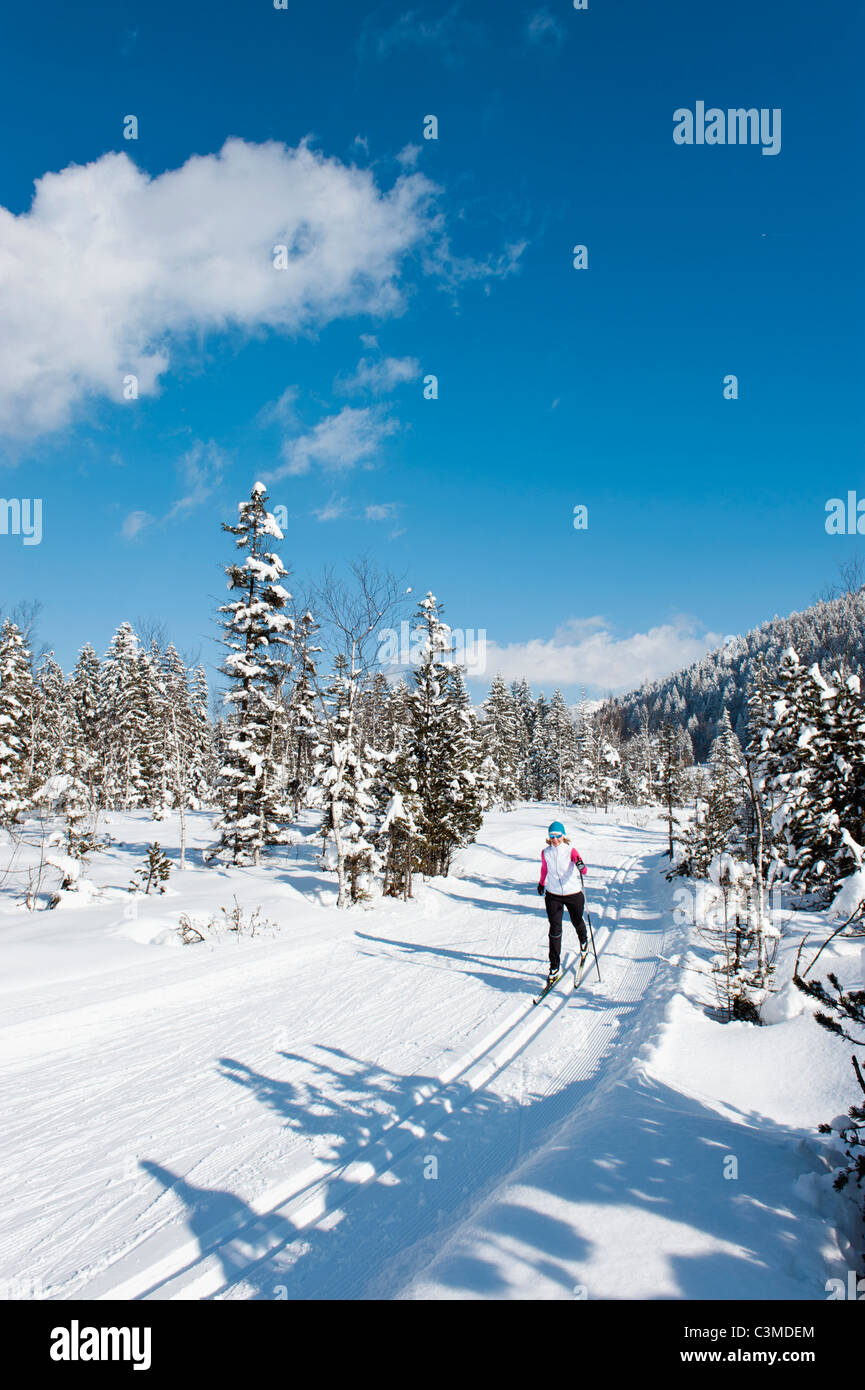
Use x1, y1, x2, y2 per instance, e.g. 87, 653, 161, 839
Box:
586, 908, 601, 983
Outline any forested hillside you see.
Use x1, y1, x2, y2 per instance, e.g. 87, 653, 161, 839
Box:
603, 584, 865, 761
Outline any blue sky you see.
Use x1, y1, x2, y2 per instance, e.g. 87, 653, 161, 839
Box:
0, 0, 862, 699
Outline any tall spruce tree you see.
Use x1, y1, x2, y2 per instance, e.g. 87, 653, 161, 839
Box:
0, 620, 33, 826
391, 594, 483, 876
481, 673, 522, 810
98, 623, 148, 811
311, 654, 382, 903
214, 482, 294, 865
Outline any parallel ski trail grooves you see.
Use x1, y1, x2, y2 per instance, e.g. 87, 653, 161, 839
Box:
142, 852, 647, 1301
264, 849, 656, 1303
97, 953, 581, 1300
90, 846, 639, 1301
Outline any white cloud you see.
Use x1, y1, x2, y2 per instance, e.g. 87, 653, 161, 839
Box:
482, 616, 723, 693
365, 502, 398, 521
313, 496, 350, 522
120, 510, 154, 540
270, 406, 399, 479
0, 138, 441, 437
337, 354, 420, 396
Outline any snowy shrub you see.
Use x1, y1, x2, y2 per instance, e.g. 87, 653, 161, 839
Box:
830, 869, 865, 934
219, 897, 276, 936
176, 898, 277, 944
694, 857, 777, 1023
177, 912, 206, 945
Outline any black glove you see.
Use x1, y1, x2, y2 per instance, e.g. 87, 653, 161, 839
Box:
537, 882, 545, 896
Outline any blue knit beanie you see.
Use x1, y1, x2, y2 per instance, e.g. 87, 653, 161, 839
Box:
548, 821, 565, 836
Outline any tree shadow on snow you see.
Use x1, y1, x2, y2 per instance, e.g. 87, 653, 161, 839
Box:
137, 1046, 537, 1300
353, 930, 540, 991
420, 1071, 831, 1301
135, 1007, 829, 1301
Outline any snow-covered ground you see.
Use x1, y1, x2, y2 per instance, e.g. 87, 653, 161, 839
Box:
0, 805, 858, 1300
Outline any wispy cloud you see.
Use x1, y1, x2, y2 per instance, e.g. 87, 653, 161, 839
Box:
166, 439, 227, 520
257, 386, 300, 430
121, 437, 228, 539
311, 498, 401, 525
526, 9, 564, 47
365, 502, 399, 521
120, 510, 154, 541
337, 353, 420, 396
313, 496, 350, 522
424, 236, 527, 293
269, 406, 399, 480
360, 5, 485, 65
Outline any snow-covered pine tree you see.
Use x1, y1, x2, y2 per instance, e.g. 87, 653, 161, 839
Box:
29, 652, 71, 796
510, 677, 536, 799
0, 620, 34, 827
26, 651, 98, 858
300, 560, 402, 905
827, 670, 865, 888
187, 665, 215, 809
389, 594, 483, 877
286, 609, 321, 816
578, 715, 622, 812
545, 689, 580, 808
657, 720, 688, 858
751, 647, 865, 899
259, 669, 296, 849
480, 673, 522, 810
154, 645, 205, 868
635, 710, 657, 804
619, 712, 660, 807
98, 623, 148, 811
69, 643, 102, 811
360, 671, 392, 749
686, 709, 746, 875
214, 482, 294, 865
386, 678, 413, 748
528, 693, 555, 801
752, 648, 831, 896
311, 654, 382, 903
440, 666, 485, 852
377, 789, 417, 899
139, 640, 171, 818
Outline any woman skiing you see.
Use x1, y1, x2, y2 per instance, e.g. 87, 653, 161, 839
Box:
537, 821, 588, 984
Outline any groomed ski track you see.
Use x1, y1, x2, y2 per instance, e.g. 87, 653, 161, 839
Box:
2, 807, 673, 1301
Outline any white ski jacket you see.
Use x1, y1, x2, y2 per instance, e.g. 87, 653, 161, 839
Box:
540, 843, 586, 896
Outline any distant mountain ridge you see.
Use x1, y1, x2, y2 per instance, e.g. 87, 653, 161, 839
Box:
604, 587, 865, 762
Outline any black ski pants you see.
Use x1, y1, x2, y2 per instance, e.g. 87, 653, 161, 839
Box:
544, 890, 587, 971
